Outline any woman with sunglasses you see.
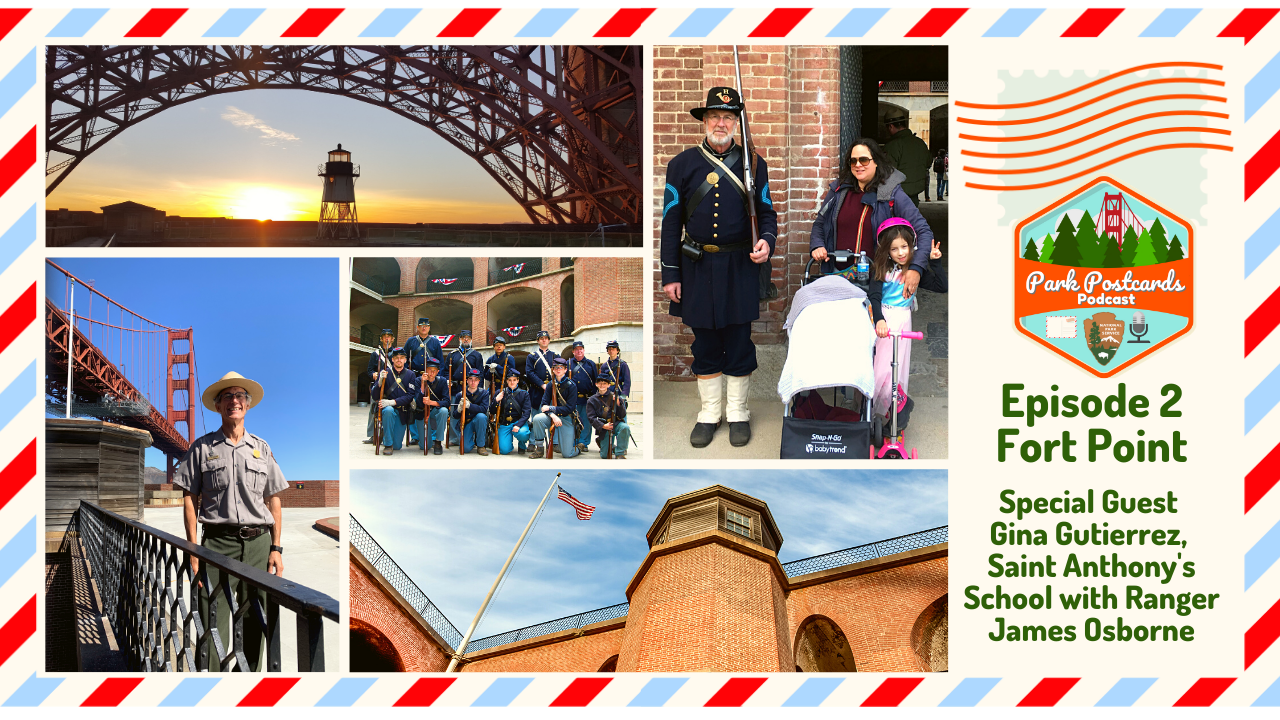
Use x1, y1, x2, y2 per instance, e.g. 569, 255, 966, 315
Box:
809, 137, 935, 300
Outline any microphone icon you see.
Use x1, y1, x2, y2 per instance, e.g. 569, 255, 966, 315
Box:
1128, 311, 1150, 344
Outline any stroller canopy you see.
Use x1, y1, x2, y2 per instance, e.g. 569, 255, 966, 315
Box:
777, 276, 876, 407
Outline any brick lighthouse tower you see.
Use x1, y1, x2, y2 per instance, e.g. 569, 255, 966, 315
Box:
616, 485, 794, 672
317, 143, 360, 241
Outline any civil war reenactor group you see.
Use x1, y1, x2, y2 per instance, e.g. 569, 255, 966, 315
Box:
365, 324, 633, 459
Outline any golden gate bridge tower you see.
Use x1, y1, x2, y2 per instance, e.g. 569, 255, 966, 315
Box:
317, 143, 360, 241
1100, 191, 1147, 249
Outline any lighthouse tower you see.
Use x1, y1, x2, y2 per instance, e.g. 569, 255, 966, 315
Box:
316, 143, 360, 241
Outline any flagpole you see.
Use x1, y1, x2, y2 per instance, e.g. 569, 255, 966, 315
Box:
446, 471, 562, 673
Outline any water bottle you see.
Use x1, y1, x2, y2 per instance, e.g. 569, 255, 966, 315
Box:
855, 251, 869, 283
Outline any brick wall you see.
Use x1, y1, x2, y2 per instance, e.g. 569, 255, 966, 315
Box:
348, 555, 451, 672
653, 45, 841, 377
577, 257, 644, 327
145, 480, 338, 508
460, 628, 623, 673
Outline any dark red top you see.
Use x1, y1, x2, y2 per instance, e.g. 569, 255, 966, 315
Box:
834, 191, 876, 269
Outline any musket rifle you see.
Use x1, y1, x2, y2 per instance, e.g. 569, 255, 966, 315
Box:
546, 371, 559, 459
733, 45, 775, 300
459, 372, 468, 456
421, 372, 439, 456
372, 346, 388, 455
602, 355, 641, 453
490, 355, 509, 454
606, 386, 616, 460
444, 352, 453, 449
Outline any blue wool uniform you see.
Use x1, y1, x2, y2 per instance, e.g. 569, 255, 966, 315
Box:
373, 366, 419, 450
602, 358, 631, 398
660, 139, 778, 329
415, 374, 450, 448
491, 385, 532, 455
485, 351, 516, 386
524, 349, 558, 397
364, 344, 394, 438
568, 357, 597, 447
404, 335, 444, 374
531, 375, 580, 457
446, 347, 485, 383
450, 386, 490, 452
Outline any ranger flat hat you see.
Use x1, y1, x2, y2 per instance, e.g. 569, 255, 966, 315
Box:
884, 111, 909, 125
691, 86, 743, 121
202, 371, 264, 412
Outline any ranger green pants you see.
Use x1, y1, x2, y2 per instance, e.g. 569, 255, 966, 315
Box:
199, 531, 270, 671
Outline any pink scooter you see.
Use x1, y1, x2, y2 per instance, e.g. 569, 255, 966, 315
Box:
876, 329, 923, 460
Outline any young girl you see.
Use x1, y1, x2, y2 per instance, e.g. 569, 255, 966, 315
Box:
868, 217, 948, 433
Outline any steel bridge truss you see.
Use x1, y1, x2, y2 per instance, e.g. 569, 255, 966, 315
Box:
47, 45, 642, 225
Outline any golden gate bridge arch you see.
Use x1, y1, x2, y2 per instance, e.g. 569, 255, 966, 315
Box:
45, 45, 641, 225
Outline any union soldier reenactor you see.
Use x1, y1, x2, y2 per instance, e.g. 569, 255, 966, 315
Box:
568, 340, 597, 452
363, 328, 395, 444
404, 318, 442, 447
524, 329, 557, 399
374, 347, 420, 455
586, 370, 630, 459
491, 367, 532, 455
485, 336, 515, 389
416, 357, 449, 455
602, 339, 631, 407
660, 86, 778, 449
446, 329, 485, 383
529, 356, 580, 458
175, 371, 288, 671
450, 366, 491, 455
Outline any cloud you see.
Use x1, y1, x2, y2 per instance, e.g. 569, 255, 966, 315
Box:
221, 106, 299, 145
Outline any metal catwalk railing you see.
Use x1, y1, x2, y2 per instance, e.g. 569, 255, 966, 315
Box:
467, 603, 630, 653
77, 501, 338, 672
780, 525, 949, 577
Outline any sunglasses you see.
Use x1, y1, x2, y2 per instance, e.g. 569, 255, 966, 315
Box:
851, 156, 874, 167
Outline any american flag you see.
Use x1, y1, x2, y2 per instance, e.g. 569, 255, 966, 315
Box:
432, 277, 458, 285
557, 485, 595, 520
502, 263, 526, 274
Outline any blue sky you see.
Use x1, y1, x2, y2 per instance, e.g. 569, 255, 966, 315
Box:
47, 258, 339, 480
46, 89, 528, 224
350, 469, 947, 641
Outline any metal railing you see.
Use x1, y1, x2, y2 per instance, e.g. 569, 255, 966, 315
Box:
780, 525, 948, 578
466, 603, 630, 653
879, 80, 908, 93
351, 266, 399, 296
931, 80, 949, 93
415, 276, 475, 293
349, 514, 464, 650
76, 501, 339, 672
366, 228, 639, 248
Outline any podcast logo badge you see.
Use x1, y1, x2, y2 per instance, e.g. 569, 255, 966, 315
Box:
1014, 177, 1192, 377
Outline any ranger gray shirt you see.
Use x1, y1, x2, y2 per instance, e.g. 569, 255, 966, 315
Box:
173, 429, 289, 526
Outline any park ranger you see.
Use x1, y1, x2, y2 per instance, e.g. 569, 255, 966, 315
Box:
660, 86, 778, 449
175, 371, 288, 672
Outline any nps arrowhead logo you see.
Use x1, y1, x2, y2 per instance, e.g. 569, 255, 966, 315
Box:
1014, 177, 1192, 378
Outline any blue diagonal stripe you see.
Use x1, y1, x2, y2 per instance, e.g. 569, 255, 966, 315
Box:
0, 362, 36, 434
472, 678, 532, 707
3, 674, 64, 707
203, 9, 264, 38
1139, 9, 1200, 37
828, 9, 888, 37
517, 8, 577, 37
0, 51, 34, 130
938, 678, 1001, 707
1247, 51, 1280, 122
159, 678, 220, 707
0, 205, 35, 278
1246, 519, 1280, 589
627, 677, 687, 707
1254, 676, 1280, 706
1246, 363, 1280, 433
0, 517, 35, 589
782, 678, 842, 707
670, 8, 731, 37
1247, 206, 1280, 277
1096, 678, 1157, 707
315, 678, 377, 707
982, 9, 1044, 37
360, 9, 420, 37
46, 9, 107, 37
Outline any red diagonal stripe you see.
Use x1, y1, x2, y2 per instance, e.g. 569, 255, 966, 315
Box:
705, 678, 767, 707
595, 8, 655, 37
0, 439, 37, 512
281, 9, 343, 37
1246, 597, 1280, 668
438, 8, 499, 37
0, 9, 31, 42
82, 678, 143, 707
238, 678, 301, 706
1247, 285, 1280, 356
905, 8, 967, 37
748, 8, 812, 37
0, 595, 35, 667
0, 283, 35, 357
1247, 441, 1280, 512
0, 127, 36, 199
550, 677, 612, 707
861, 677, 924, 707
1246, 127, 1280, 200
1220, 8, 1280, 45
1062, 9, 1124, 37
124, 8, 187, 37
394, 678, 455, 707
1173, 678, 1236, 706
1017, 678, 1079, 706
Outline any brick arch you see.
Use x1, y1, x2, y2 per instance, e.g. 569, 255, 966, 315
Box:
487, 286, 543, 346
348, 558, 452, 672
350, 618, 406, 672
597, 654, 619, 672
793, 614, 855, 673
910, 593, 948, 672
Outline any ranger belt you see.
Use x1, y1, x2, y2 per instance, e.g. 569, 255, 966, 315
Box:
204, 523, 271, 540
687, 237, 751, 253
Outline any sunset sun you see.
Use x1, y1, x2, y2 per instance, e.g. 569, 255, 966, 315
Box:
227, 186, 308, 221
